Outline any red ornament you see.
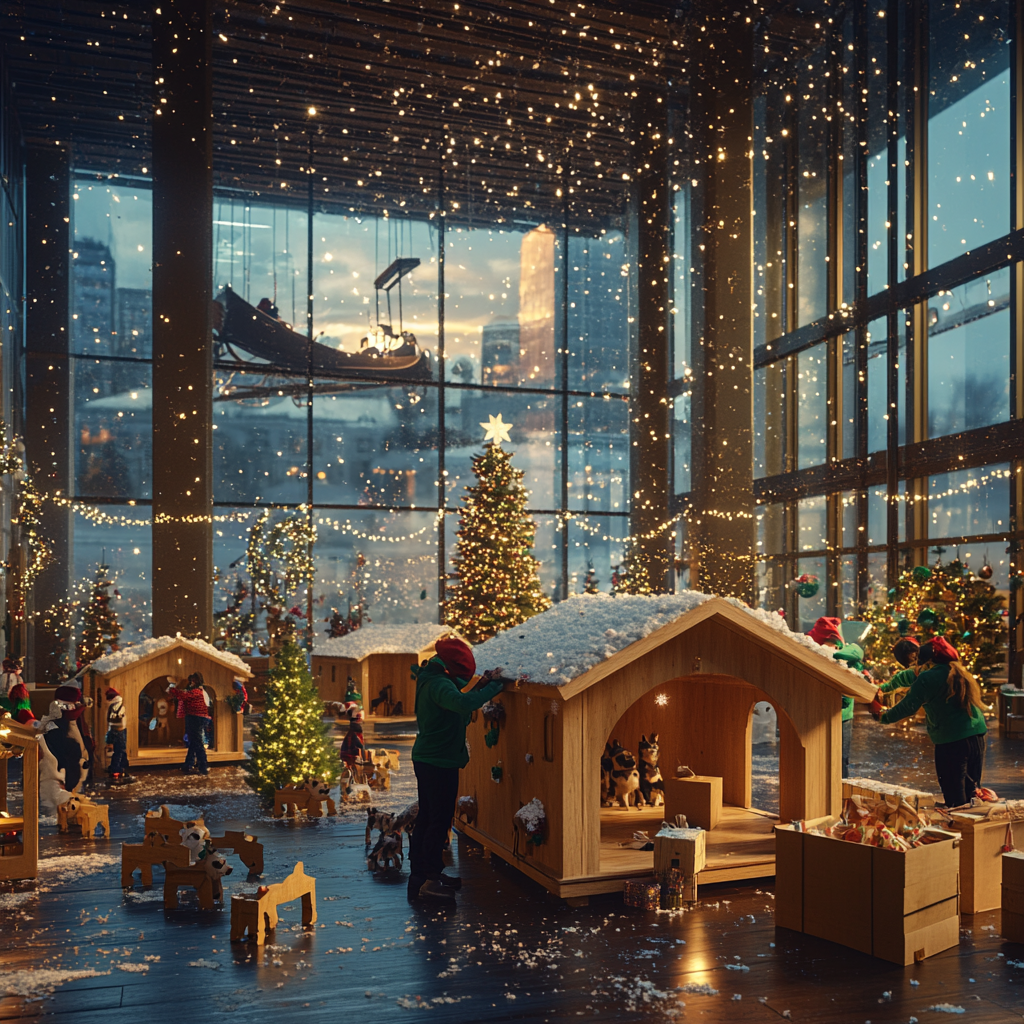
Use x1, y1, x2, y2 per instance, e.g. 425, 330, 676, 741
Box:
978, 564, 994, 580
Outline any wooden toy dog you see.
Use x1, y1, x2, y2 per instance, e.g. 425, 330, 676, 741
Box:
144, 805, 206, 843
164, 840, 233, 910
272, 779, 337, 819
57, 794, 110, 839
121, 831, 190, 887
456, 795, 477, 826
365, 800, 418, 847
205, 830, 264, 876
230, 862, 316, 945
370, 748, 401, 771
366, 832, 403, 873
637, 733, 665, 808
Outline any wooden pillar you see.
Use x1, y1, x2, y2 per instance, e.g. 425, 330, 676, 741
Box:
24, 145, 72, 683
688, 13, 756, 601
630, 88, 672, 591
151, 0, 214, 638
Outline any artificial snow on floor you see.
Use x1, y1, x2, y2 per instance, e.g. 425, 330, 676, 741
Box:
314, 623, 446, 660
472, 592, 864, 686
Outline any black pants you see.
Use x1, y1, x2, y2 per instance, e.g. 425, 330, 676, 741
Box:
934, 733, 986, 807
410, 761, 459, 880
183, 714, 209, 773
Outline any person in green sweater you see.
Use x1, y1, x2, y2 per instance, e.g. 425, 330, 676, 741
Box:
872, 638, 921, 716
408, 636, 504, 902
879, 636, 987, 807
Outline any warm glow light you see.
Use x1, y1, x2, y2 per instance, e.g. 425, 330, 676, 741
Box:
655, 693, 669, 707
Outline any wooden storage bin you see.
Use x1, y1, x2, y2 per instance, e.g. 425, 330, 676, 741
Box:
775, 823, 961, 965
653, 827, 706, 876
665, 776, 722, 832
842, 778, 936, 812
1001, 851, 1024, 943
947, 812, 1024, 914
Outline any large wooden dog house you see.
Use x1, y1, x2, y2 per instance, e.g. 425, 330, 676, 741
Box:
456, 595, 876, 903
0, 717, 39, 881
312, 623, 445, 713
79, 637, 253, 769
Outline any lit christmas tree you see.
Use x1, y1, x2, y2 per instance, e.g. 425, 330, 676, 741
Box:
863, 555, 1006, 685
76, 561, 121, 667
445, 414, 551, 644
611, 537, 654, 596
583, 558, 600, 594
213, 573, 255, 653
244, 638, 339, 801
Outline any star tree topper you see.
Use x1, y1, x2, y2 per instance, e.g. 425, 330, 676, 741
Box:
480, 413, 513, 445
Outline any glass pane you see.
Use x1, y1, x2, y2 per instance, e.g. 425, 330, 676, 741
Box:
867, 551, 888, 606
797, 344, 827, 468
841, 490, 860, 549
797, 495, 827, 552
757, 555, 789, 613
213, 375, 308, 504
673, 394, 691, 496
928, 0, 1011, 267
312, 386, 438, 508
313, 210, 438, 377
840, 555, 859, 618
72, 503, 152, 646
866, 317, 889, 453
567, 396, 628, 514
444, 389, 559, 509
568, 230, 630, 392
567, 515, 628, 595
213, 199, 308, 332
760, 501, 787, 557
927, 269, 1010, 438
928, 463, 1010, 538
673, 189, 695, 377
841, 331, 858, 459
797, 62, 828, 326
445, 222, 554, 388
867, 485, 887, 546
73, 359, 152, 499
865, 0, 889, 297
756, 360, 790, 478
71, 180, 152, 358
796, 555, 826, 632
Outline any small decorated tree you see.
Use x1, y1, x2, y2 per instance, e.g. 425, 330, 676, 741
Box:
244, 639, 339, 801
583, 559, 600, 595
863, 557, 1006, 684
77, 562, 121, 667
445, 415, 551, 644
612, 537, 653, 596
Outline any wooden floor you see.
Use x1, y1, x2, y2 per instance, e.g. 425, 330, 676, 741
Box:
600, 804, 777, 883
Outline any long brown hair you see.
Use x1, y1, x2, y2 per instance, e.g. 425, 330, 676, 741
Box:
944, 660, 984, 713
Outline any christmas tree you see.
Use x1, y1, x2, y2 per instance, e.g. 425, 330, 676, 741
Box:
611, 537, 654, 596
445, 425, 551, 644
583, 558, 599, 595
244, 639, 339, 801
76, 562, 121, 667
863, 556, 1006, 684
213, 573, 255, 653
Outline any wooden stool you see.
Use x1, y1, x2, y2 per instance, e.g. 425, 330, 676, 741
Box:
230, 861, 317, 945
665, 776, 722, 832
121, 832, 190, 887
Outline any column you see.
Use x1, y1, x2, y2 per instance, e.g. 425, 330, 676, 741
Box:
630, 88, 672, 592
24, 144, 72, 682
151, 0, 214, 637
688, 13, 756, 601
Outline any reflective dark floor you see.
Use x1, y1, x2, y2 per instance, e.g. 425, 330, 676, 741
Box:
2, 713, 1024, 1023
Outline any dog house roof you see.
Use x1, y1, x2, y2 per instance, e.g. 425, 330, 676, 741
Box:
314, 623, 447, 661
78, 636, 252, 679
473, 594, 877, 701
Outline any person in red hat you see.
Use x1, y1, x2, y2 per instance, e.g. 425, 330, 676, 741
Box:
880, 636, 987, 807
407, 636, 504, 902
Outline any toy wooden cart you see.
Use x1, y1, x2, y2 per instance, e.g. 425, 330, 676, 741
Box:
0, 718, 38, 882
230, 861, 317, 944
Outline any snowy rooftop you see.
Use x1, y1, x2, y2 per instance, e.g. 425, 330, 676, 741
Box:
314, 622, 446, 660
80, 636, 250, 677
471, 592, 867, 687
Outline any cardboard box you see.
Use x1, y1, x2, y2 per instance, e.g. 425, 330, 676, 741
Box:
653, 827, 706, 876
665, 775, 722, 831
948, 813, 1023, 914
775, 823, 961, 965
842, 777, 936, 812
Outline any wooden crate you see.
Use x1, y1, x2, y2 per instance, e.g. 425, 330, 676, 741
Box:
775, 823, 961, 965
665, 776, 722, 831
947, 812, 1024, 914
1002, 851, 1024, 943
653, 827, 706, 876
842, 777, 936, 813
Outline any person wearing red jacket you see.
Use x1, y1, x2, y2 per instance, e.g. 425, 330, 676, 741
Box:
166, 672, 211, 775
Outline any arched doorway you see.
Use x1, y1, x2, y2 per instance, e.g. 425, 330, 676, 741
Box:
138, 678, 184, 750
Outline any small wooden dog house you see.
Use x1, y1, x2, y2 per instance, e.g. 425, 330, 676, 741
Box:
312, 623, 445, 715
79, 637, 253, 770
0, 717, 39, 881
456, 595, 876, 902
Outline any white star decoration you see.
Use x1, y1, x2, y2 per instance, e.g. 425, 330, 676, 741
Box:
480, 413, 513, 445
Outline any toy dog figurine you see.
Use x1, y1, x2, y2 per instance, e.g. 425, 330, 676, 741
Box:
606, 739, 642, 808
637, 733, 665, 808
366, 832, 403, 873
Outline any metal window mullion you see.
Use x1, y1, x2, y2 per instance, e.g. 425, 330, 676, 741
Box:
1011, 0, 1024, 680
560, 185, 570, 600
437, 150, 447, 624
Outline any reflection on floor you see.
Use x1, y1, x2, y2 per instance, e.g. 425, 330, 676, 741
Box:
600, 804, 778, 885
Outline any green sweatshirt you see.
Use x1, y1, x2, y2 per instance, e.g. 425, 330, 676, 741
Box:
880, 663, 987, 745
841, 695, 854, 723
411, 657, 504, 769
877, 667, 916, 694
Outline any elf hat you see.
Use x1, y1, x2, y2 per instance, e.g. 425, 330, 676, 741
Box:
808, 617, 843, 647
921, 636, 959, 663
435, 637, 476, 681
105, 687, 121, 700
54, 684, 85, 720
892, 637, 920, 667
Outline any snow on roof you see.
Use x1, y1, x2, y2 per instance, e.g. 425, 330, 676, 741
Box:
471, 592, 866, 687
314, 622, 447, 660
81, 636, 250, 677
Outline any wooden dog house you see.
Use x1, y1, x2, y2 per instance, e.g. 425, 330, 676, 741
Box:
0, 717, 39, 881
312, 623, 445, 714
455, 595, 876, 903
79, 637, 253, 769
